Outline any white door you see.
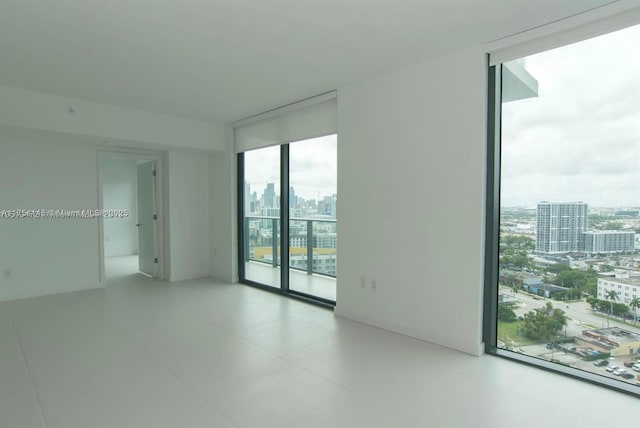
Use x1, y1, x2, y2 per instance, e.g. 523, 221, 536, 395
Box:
137, 161, 157, 277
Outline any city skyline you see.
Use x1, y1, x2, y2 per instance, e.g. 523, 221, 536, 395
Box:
243, 134, 337, 201
500, 24, 639, 208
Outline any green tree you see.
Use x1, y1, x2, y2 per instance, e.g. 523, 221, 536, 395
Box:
605, 290, 619, 328
498, 304, 517, 322
612, 303, 629, 317
586, 296, 598, 310
546, 264, 571, 274
521, 302, 567, 341
630, 297, 640, 326
602, 221, 624, 230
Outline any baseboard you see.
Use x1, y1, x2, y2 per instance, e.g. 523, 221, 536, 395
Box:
0, 282, 105, 303
334, 306, 484, 357
210, 272, 235, 283
169, 273, 211, 282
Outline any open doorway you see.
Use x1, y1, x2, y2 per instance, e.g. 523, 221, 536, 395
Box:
98, 152, 164, 284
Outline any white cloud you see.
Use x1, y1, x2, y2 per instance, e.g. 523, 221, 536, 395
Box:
501, 24, 640, 208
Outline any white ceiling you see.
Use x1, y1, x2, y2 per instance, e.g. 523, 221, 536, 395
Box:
0, 0, 616, 123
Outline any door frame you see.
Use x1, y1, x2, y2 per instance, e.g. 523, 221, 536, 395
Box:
97, 149, 166, 283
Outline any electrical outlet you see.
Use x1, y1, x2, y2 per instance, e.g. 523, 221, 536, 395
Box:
2, 269, 10, 279
369, 279, 377, 290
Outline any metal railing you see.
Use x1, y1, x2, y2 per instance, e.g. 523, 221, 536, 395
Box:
244, 216, 337, 277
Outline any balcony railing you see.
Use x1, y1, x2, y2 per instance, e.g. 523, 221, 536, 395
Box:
244, 216, 337, 278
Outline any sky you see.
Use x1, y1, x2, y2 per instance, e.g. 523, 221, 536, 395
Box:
500, 24, 639, 208
244, 134, 337, 201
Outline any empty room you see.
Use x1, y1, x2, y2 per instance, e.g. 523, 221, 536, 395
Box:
1, 1, 639, 427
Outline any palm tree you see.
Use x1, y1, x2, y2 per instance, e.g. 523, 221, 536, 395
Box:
630, 297, 640, 326
605, 290, 619, 328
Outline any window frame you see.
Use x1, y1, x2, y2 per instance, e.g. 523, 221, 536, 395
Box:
483, 57, 640, 397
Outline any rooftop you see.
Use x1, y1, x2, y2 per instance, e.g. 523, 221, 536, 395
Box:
598, 275, 640, 286
584, 230, 635, 235
583, 327, 640, 345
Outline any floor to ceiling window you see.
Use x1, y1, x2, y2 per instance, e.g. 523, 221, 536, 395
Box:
485, 24, 640, 395
236, 92, 337, 306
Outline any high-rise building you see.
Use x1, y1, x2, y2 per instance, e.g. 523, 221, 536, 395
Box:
289, 186, 298, 209
263, 182, 276, 208
244, 182, 251, 214
536, 202, 588, 254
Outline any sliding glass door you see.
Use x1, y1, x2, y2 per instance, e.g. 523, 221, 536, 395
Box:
238, 135, 337, 305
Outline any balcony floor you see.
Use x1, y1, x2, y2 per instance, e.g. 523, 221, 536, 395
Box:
245, 261, 336, 301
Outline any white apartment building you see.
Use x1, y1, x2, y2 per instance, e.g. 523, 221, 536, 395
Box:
597, 274, 640, 305
536, 202, 588, 254
583, 231, 636, 254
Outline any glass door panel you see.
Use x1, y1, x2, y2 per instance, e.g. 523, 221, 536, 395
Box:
243, 146, 281, 288
288, 135, 337, 301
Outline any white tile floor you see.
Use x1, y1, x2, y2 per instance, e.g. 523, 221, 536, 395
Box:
1, 264, 638, 427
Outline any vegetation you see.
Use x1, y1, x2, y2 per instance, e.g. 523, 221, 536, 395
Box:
605, 290, 619, 328
501, 235, 535, 250
498, 320, 539, 346
545, 264, 572, 274
599, 221, 625, 230
499, 251, 533, 270
521, 302, 567, 341
538, 264, 599, 296
499, 233, 535, 270
586, 296, 629, 317
629, 297, 640, 326
498, 303, 517, 322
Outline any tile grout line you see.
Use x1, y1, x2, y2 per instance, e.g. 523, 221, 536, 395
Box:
107, 318, 240, 428
6, 302, 51, 428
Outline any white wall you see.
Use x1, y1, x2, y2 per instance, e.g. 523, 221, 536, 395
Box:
101, 157, 138, 257
167, 150, 211, 282
0, 85, 226, 151
0, 131, 221, 301
0, 136, 101, 301
335, 46, 487, 356
209, 133, 237, 283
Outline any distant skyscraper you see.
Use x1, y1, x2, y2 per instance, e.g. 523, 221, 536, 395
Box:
244, 182, 251, 214
536, 202, 588, 254
289, 186, 297, 209
263, 182, 276, 208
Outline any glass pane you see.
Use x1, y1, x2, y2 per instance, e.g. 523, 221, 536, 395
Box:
288, 135, 337, 301
497, 24, 640, 388
243, 146, 281, 288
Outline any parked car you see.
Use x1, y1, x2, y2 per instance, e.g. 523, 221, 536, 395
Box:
621, 373, 634, 380
613, 368, 626, 376
606, 365, 618, 373
623, 361, 635, 368
632, 364, 640, 372
593, 359, 609, 367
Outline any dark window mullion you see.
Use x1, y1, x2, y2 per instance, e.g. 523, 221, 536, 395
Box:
484, 64, 502, 353
237, 152, 246, 282
280, 144, 290, 293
